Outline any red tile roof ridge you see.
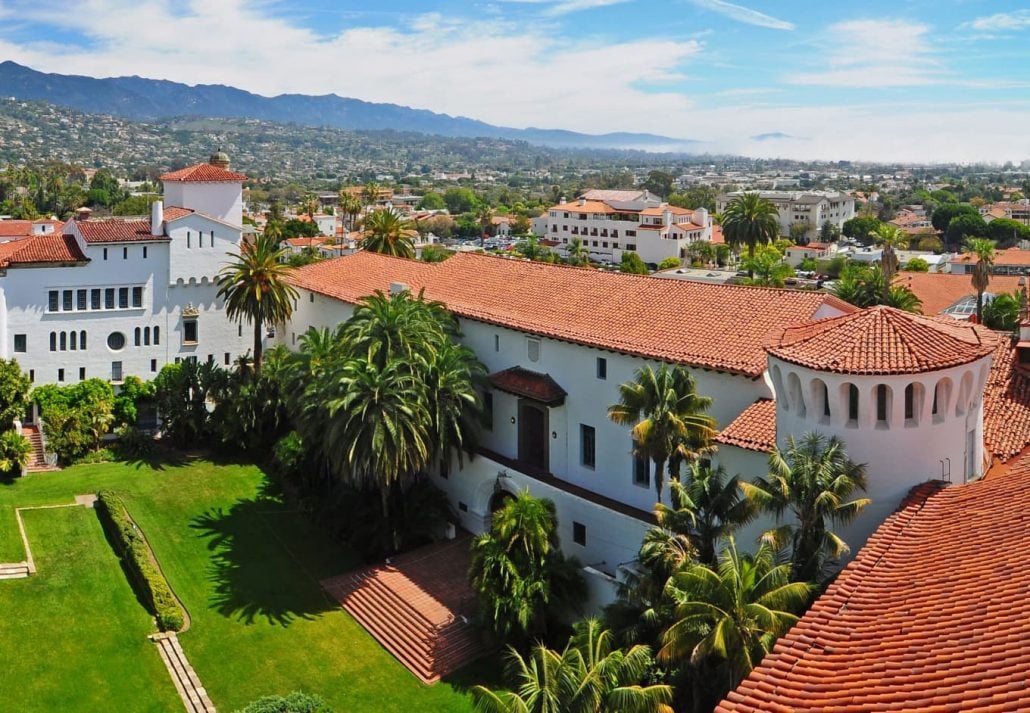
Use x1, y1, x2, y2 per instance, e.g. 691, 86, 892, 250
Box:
0, 233, 88, 267
715, 398, 776, 452
159, 163, 248, 183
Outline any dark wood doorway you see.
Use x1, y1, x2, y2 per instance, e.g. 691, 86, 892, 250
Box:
517, 400, 549, 473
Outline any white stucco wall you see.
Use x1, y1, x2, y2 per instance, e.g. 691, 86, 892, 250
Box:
163, 182, 243, 228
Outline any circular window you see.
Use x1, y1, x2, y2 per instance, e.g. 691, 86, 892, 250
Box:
107, 332, 126, 351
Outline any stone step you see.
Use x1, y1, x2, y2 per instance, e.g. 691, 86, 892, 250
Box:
152, 633, 216, 713
0, 563, 30, 579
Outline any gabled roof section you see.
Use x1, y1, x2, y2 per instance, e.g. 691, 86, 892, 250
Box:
160, 163, 248, 183
288, 252, 855, 377
75, 219, 167, 244
714, 399, 776, 453
719, 457, 1030, 713
983, 339, 1030, 462
488, 367, 567, 406
766, 305, 999, 375
0, 233, 87, 267
162, 206, 194, 221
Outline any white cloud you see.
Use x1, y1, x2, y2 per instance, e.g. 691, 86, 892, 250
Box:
787, 19, 941, 87
496, 0, 632, 15
687, 0, 794, 31
967, 10, 1030, 32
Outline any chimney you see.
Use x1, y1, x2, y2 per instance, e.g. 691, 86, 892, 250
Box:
579, 197, 586, 206
663, 209, 673, 226
693, 207, 709, 226
151, 200, 164, 237
389, 281, 410, 296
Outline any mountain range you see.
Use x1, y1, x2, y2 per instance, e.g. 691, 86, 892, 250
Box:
0, 61, 697, 152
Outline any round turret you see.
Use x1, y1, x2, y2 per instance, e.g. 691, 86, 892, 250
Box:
209, 150, 230, 170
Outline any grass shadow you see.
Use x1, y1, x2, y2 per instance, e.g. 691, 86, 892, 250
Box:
441, 654, 504, 695
189, 497, 340, 628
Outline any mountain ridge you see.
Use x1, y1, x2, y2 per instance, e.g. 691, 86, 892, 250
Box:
0, 61, 698, 152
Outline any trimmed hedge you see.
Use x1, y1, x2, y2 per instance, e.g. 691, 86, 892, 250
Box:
95, 490, 185, 631
235, 692, 333, 713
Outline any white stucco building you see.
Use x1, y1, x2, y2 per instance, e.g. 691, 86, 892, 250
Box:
0, 155, 252, 388
538, 189, 713, 266
717, 190, 855, 238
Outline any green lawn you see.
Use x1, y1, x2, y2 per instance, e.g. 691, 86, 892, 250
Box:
0, 459, 486, 712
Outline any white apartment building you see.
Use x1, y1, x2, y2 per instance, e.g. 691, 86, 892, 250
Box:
717, 190, 855, 237
0, 155, 252, 388
538, 189, 712, 265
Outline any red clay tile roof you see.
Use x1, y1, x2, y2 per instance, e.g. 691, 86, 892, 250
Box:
950, 246, 1030, 267
288, 252, 855, 377
160, 163, 248, 183
718, 459, 1030, 713
74, 220, 167, 243
0, 234, 87, 267
0, 220, 33, 237
714, 399, 776, 452
897, 272, 1024, 316
163, 206, 194, 221
767, 305, 999, 375
983, 338, 1030, 462
488, 367, 567, 406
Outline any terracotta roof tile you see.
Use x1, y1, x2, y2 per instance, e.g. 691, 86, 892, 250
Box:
718, 457, 1030, 712
0, 234, 87, 267
288, 252, 855, 377
983, 339, 1030, 462
75, 219, 166, 243
767, 306, 999, 375
950, 247, 1030, 267
714, 398, 776, 452
0, 220, 33, 237
898, 272, 1024, 316
488, 367, 567, 405
159, 163, 248, 183
163, 206, 194, 221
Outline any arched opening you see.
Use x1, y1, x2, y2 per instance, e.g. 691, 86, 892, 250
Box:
489, 489, 516, 514
80, 331, 87, 350
787, 372, 806, 419
875, 384, 891, 428
933, 378, 952, 424
841, 383, 859, 426
956, 371, 974, 416
904, 383, 925, 427
810, 378, 830, 424
770, 365, 786, 410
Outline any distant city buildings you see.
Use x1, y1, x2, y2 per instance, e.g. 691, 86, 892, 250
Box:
717, 190, 855, 237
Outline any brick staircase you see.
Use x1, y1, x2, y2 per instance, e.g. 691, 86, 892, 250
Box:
21, 425, 58, 473
322, 536, 490, 684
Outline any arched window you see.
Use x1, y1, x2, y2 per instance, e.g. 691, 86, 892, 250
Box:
153, 326, 160, 345
787, 372, 806, 418
80, 331, 87, 350
134, 327, 141, 347
810, 378, 830, 423
144, 327, 150, 346
847, 383, 859, 423
905, 384, 915, 421
876, 384, 889, 424
60, 332, 67, 351
70, 331, 77, 351
50, 332, 57, 352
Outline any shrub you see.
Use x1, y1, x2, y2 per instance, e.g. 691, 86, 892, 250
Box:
234, 692, 333, 713
0, 430, 31, 474
95, 490, 185, 631
657, 256, 681, 271
114, 424, 155, 461
903, 257, 930, 272
75, 447, 116, 465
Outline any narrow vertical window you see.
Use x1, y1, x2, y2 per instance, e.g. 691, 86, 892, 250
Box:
848, 384, 859, 422
876, 384, 888, 423
77, 289, 87, 311
153, 326, 160, 345
62, 290, 73, 311
580, 424, 596, 469
79, 367, 86, 381
596, 357, 607, 380
143, 246, 148, 259
123, 247, 128, 260
50, 332, 57, 352
70, 331, 77, 350
80, 331, 86, 350
48, 290, 59, 312
105, 288, 115, 309
144, 327, 150, 346
134, 328, 141, 347
60, 332, 67, 351
132, 287, 143, 308
905, 384, 915, 420
103, 247, 108, 260
633, 450, 650, 487
118, 288, 129, 309
91, 289, 101, 310
58, 368, 65, 382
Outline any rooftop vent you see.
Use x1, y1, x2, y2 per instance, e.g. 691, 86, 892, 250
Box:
389, 281, 410, 295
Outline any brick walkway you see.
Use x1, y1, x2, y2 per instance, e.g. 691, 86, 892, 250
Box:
151, 632, 216, 712
322, 535, 490, 684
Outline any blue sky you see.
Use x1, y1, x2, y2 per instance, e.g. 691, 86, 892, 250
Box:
0, 0, 1028, 162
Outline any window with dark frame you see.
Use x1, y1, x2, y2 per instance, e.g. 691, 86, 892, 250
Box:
581, 424, 596, 469
183, 320, 198, 344
13, 335, 26, 353
573, 522, 586, 546
596, 357, 607, 380
633, 451, 650, 487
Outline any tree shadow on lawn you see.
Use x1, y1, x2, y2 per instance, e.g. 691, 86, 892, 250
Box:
190, 496, 341, 628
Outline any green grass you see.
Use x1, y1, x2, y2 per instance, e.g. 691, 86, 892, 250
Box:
0, 459, 490, 711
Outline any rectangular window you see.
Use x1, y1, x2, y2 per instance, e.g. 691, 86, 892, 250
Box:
527, 338, 540, 362
103, 248, 108, 260
118, 287, 129, 309
48, 290, 59, 312
105, 288, 115, 310
62, 290, 73, 311
482, 392, 494, 431
848, 384, 859, 422
91, 289, 101, 310
183, 320, 198, 344
876, 384, 888, 423
309, 292, 314, 303
905, 385, 914, 420
29, 369, 34, 383
596, 357, 607, 380
111, 361, 122, 381
633, 451, 650, 487
132, 287, 143, 308
187, 231, 191, 248
123, 247, 128, 260
207, 354, 214, 364
224, 352, 230, 365
151, 359, 158, 373
198, 233, 203, 248
58, 368, 64, 382
79, 367, 86, 381
13, 335, 26, 353
77, 289, 87, 311
573, 522, 586, 546
143, 246, 148, 259
494, 334, 500, 352
580, 424, 596, 469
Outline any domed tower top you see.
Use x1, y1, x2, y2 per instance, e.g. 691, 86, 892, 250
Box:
209, 150, 231, 170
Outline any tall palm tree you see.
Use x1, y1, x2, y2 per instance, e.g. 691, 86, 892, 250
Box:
341, 289, 455, 369
476, 206, 494, 248
473, 619, 674, 713
659, 538, 814, 692
608, 365, 716, 502
658, 462, 756, 567
873, 223, 909, 304
362, 180, 382, 208
741, 432, 870, 582
423, 339, 486, 474
216, 234, 298, 374
568, 236, 589, 266
337, 191, 363, 232
361, 208, 416, 258
965, 237, 997, 323
720, 193, 780, 274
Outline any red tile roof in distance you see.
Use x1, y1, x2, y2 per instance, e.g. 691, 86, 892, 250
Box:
75, 220, 165, 244
983, 338, 1030, 462
488, 367, 567, 406
159, 163, 248, 183
766, 305, 999, 375
0, 234, 87, 267
714, 398, 776, 452
288, 252, 855, 377
0, 220, 34, 237
162, 206, 194, 221
718, 458, 1030, 713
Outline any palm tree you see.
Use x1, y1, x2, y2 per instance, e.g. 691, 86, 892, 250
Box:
337, 191, 363, 232
873, 223, 909, 304
659, 538, 814, 692
965, 237, 997, 323
476, 206, 494, 248
473, 619, 674, 713
216, 234, 298, 374
568, 237, 590, 266
608, 365, 716, 502
424, 339, 486, 474
658, 462, 755, 567
720, 193, 780, 274
362, 180, 382, 208
738, 246, 792, 287
741, 432, 870, 582
361, 208, 416, 258
341, 289, 455, 369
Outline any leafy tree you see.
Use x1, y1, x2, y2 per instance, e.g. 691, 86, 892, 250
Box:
568, 237, 590, 266
902, 257, 930, 272
0, 430, 32, 474
830, 264, 922, 312
930, 203, 978, 233
819, 220, 841, 243
739, 246, 793, 287
873, 223, 909, 303
620, 251, 649, 274
34, 379, 116, 461
657, 257, 681, 271
516, 237, 545, 261
815, 255, 847, 279
337, 191, 363, 232
714, 243, 731, 267
473, 619, 673, 713
153, 361, 218, 449
419, 245, 453, 263
841, 216, 881, 245
945, 213, 988, 247
720, 193, 780, 271
361, 208, 416, 258
789, 221, 812, 244
965, 237, 997, 323
217, 233, 298, 374
986, 217, 1030, 248
0, 359, 31, 429
444, 187, 480, 214
660, 539, 814, 697
469, 492, 585, 646
668, 187, 717, 212
362, 180, 382, 207
112, 194, 157, 216
280, 219, 320, 239
642, 170, 675, 199
608, 365, 716, 502
417, 191, 446, 210
686, 241, 714, 266
916, 235, 944, 252
512, 214, 532, 236
113, 375, 156, 427
983, 291, 1021, 332
742, 433, 870, 581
